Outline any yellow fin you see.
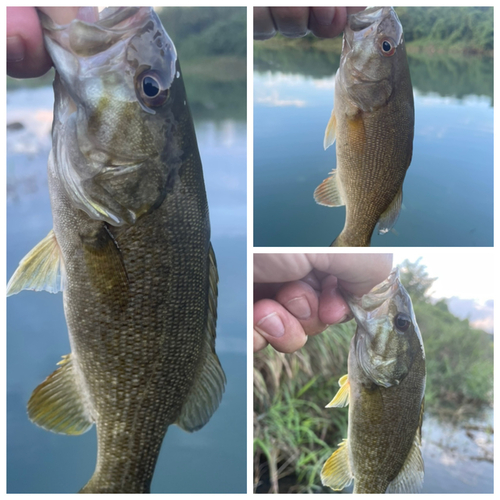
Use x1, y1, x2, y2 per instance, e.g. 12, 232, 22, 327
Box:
7, 230, 64, 296
28, 354, 94, 435
313, 170, 345, 207
326, 374, 350, 408
321, 439, 353, 491
323, 110, 337, 150
378, 186, 403, 235
176, 244, 226, 432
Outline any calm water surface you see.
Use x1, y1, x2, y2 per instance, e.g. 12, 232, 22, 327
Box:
7, 86, 247, 493
254, 47, 493, 247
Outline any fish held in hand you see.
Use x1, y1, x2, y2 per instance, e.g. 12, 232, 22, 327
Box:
7, 7, 225, 493
321, 269, 425, 493
314, 7, 414, 247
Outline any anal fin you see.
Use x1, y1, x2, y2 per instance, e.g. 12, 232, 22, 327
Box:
378, 187, 403, 235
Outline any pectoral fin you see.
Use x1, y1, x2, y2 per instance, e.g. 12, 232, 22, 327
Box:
321, 439, 353, 491
80, 224, 129, 307
28, 354, 94, 435
324, 111, 337, 150
378, 187, 403, 235
314, 170, 345, 207
7, 230, 65, 296
326, 374, 350, 408
176, 245, 226, 432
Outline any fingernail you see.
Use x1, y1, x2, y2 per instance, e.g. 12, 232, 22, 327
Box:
285, 296, 311, 320
256, 312, 285, 338
312, 8, 336, 26
7, 36, 25, 63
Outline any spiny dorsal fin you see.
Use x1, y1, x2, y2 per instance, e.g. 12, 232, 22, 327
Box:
326, 374, 350, 408
7, 230, 64, 296
175, 244, 226, 432
27, 354, 94, 435
378, 186, 403, 235
324, 110, 337, 150
321, 439, 353, 491
314, 169, 345, 207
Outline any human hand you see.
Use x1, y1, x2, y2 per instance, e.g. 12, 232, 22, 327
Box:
7, 7, 95, 78
254, 253, 393, 353
254, 7, 366, 40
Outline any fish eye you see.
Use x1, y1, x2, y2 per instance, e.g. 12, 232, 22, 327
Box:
379, 38, 396, 57
394, 313, 411, 332
136, 70, 169, 108
143, 76, 160, 97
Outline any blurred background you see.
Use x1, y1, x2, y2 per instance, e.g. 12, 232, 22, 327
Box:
254, 7, 493, 247
254, 253, 493, 493
7, 7, 247, 494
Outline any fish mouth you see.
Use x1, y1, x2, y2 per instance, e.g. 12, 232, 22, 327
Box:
38, 8, 155, 57
345, 7, 403, 48
348, 7, 385, 33
341, 268, 404, 329
38, 7, 177, 118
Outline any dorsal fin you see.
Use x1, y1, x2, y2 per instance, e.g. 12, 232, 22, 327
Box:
175, 244, 226, 432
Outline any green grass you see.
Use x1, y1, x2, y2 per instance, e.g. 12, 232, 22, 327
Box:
254, 323, 353, 493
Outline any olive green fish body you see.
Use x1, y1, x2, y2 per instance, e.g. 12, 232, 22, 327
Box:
314, 7, 414, 247
8, 7, 224, 493
322, 269, 425, 493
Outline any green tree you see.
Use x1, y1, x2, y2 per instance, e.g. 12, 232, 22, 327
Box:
399, 258, 437, 303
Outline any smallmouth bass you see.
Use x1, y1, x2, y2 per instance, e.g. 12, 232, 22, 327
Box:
314, 7, 414, 247
7, 7, 225, 493
321, 269, 425, 493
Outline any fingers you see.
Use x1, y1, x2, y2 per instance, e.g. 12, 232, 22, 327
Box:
318, 275, 352, 325
7, 7, 52, 78
7, 7, 94, 79
308, 7, 346, 39
307, 253, 393, 297
254, 298, 308, 353
254, 7, 276, 40
254, 7, 367, 40
253, 278, 352, 353
275, 280, 326, 335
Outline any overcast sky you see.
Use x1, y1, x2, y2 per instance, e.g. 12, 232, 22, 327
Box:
394, 251, 494, 305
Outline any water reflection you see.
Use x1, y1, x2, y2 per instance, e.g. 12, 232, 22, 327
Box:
254, 45, 493, 247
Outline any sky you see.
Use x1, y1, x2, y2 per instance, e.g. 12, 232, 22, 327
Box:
393, 250, 494, 305
393, 250, 494, 333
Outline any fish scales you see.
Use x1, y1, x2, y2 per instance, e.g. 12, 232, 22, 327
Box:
314, 7, 414, 247
8, 7, 225, 493
321, 269, 425, 493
